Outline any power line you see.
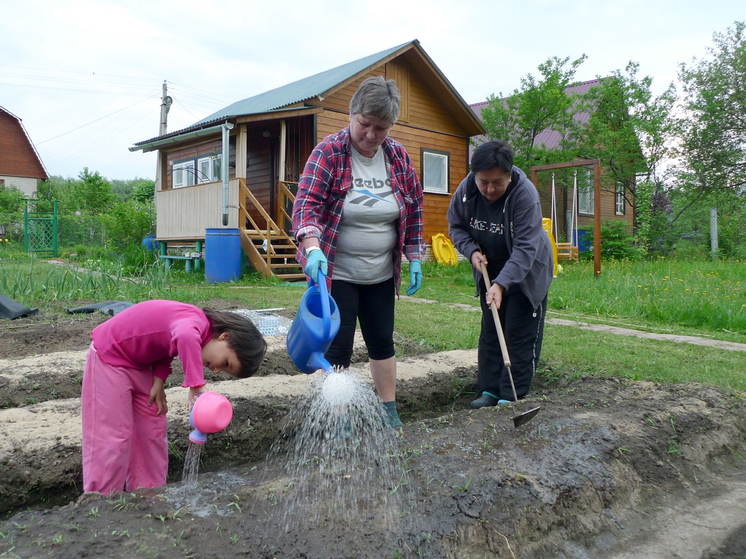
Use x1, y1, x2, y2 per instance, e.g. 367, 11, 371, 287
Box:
0, 64, 161, 84
172, 97, 200, 121
166, 80, 239, 104
37, 91, 160, 144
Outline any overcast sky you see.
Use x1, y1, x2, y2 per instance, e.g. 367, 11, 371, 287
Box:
1, 0, 742, 181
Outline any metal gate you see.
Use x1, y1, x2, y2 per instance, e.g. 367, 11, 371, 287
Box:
24, 199, 58, 257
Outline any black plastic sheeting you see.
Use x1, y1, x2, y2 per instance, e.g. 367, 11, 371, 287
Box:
0, 293, 40, 320
67, 301, 134, 317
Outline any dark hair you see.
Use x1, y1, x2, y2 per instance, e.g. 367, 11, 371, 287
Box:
471, 140, 514, 174
349, 76, 401, 124
202, 307, 267, 378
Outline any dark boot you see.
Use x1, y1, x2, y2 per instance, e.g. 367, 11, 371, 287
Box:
382, 401, 403, 428
470, 392, 499, 409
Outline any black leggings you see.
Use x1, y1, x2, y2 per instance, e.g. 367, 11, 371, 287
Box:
478, 285, 547, 401
324, 277, 396, 368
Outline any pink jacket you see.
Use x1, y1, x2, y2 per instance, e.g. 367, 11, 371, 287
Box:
91, 300, 212, 388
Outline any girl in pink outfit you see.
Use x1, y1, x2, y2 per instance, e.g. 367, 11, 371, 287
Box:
81, 300, 266, 495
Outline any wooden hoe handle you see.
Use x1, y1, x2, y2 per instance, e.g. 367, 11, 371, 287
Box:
481, 262, 511, 369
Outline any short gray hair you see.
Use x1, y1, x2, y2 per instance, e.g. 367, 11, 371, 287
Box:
349, 76, 400, 125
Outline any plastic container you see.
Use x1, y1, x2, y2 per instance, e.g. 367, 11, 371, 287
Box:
431, 233, 458, 265
189, 392, 234, 444
141, 235, 157, 252
205, 228, 242, 284
573, 229, 591, 253
286, 269, 341, 374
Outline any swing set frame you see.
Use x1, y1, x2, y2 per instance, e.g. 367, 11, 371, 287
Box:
530, 159, 602, 277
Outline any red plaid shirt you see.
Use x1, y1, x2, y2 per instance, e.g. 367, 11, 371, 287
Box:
292, 126, 425, 293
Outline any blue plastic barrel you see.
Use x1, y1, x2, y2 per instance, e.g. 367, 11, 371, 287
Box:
141, 235, 157, 251
205, 228, 242, 284
573, 229, 592, 252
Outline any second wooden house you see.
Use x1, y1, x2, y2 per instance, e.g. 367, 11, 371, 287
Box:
130, 40, 484, 279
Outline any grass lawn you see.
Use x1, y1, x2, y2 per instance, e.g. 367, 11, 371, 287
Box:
2, 255, 744, 394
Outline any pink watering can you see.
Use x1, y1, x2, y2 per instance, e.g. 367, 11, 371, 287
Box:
286, 269, 341, 374
189, 391, 233, 444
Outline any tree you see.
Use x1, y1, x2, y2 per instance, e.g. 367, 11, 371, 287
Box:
77, 168, 116, 215
111, 177, 155, 203
577, 62, 676, 243
674, 21, 746, 220
0, 183, 25, 241
132, 179, 155, 203
479, 55, 588, 171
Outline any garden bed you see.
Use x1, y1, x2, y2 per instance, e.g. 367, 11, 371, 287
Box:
1, 305, 745, 558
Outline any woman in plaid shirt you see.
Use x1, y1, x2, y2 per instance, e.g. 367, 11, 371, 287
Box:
291, 76, 425, 428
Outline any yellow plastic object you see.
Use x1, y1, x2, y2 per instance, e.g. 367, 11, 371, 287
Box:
431, 233, 459, 266
542, 218, 559, 277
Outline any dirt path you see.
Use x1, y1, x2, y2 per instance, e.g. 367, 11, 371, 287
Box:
0, 305, 745, 558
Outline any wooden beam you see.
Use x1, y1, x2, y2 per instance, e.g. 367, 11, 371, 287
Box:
236, 125, 247, 180
279, 120, 286, 183
531, 159, 603, 277
531, 159, 600, 172
234, 107, 322, 125
593, 160, 601, 277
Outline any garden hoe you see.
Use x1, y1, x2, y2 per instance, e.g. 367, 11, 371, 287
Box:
481, 263, 541, 428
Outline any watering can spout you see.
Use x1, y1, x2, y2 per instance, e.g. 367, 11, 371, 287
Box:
286, 269, 341, 374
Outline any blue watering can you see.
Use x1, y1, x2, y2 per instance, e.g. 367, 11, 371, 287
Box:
286, 269, 341, 374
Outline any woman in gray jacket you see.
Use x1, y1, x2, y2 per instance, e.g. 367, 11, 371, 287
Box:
447, 140, 553, 408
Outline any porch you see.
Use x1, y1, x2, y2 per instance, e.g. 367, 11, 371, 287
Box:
154, 178, 303, 280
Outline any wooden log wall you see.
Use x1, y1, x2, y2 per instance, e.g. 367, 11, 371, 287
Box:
316, 114, 469, 245
164, 137, 234, 190
0, 110, 47, 179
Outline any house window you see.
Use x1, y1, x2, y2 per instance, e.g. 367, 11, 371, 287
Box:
172, 160, 196, 189
197, 154, 222, 183
577, 167, 594, 215
615, 181, 625, 215
421, 148, 449, 194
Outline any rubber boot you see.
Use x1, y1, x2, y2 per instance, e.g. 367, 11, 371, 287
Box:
382, 401, 403, 428
471, 391, 499, 409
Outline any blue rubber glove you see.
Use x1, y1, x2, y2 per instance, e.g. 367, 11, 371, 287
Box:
406, 259, 422, 296
304, 248, 328, 283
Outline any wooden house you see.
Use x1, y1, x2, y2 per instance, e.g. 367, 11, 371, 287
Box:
130, 40, 484, 279
470, 79, 635, 248
0, 106, 49, 198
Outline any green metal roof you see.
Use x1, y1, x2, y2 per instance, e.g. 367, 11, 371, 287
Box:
194, 42, 410, 126
132, 39, 484, 148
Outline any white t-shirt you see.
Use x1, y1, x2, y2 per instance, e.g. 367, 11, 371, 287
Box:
333, 146, 400, 284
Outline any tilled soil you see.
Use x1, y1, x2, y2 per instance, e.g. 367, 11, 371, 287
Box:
1, 304, 745, 559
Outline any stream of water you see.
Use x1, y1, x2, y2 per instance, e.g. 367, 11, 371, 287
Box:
263, 368, 410, 531
181, 442, 203, 484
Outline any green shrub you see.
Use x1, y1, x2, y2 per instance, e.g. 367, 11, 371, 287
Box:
104, 199, 155, 251
119, 245, 158, 275
72, 244, 88, 260
579, 220, 636, 260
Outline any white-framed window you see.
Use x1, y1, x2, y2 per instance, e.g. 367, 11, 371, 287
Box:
172, 160, 196, 189
577, 167, 594, 215
197, 154, 222, 183
615, 181, 625, 215
421, 148, 449, 194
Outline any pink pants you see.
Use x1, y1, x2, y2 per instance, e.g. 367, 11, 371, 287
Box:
81, 343, 168, 494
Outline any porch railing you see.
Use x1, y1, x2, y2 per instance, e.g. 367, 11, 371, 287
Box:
236, 179, 303, 280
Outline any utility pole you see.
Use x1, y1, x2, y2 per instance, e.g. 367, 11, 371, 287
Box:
154, 81, 172, 192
